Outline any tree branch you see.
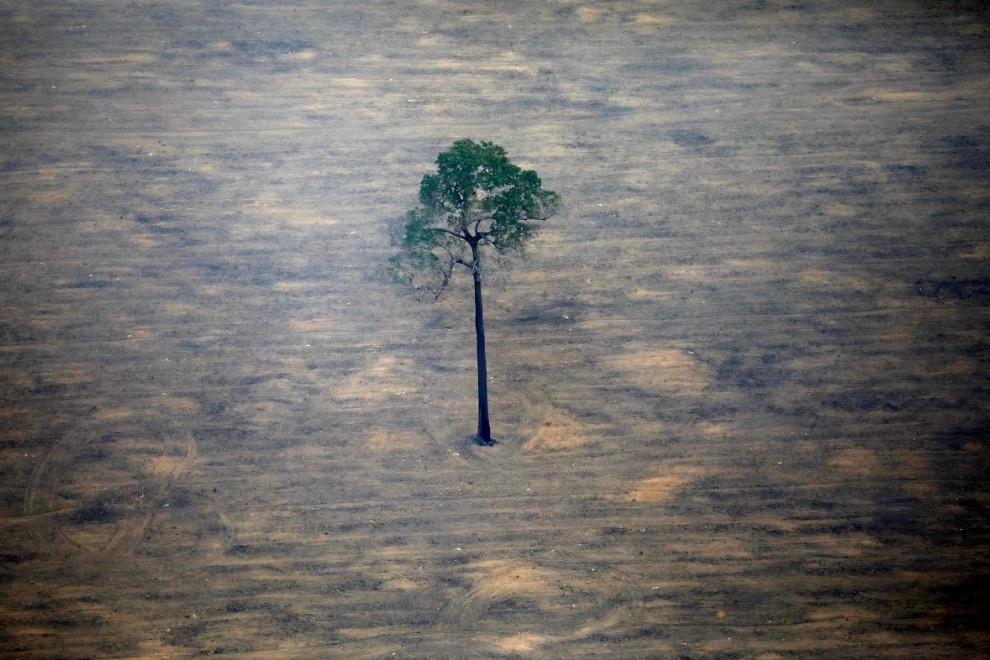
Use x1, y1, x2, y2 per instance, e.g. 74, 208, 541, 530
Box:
434, 227, 466, 240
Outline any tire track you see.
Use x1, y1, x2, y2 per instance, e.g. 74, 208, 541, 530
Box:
22, 412, 199, 558
433, 558, 646, 642
423, 389, 550, 470
138, 504, 236, 561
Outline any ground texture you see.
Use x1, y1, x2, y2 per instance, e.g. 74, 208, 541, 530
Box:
1, 1, 988, 657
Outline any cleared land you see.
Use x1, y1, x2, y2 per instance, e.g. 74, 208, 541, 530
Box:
1, 1, 988, 657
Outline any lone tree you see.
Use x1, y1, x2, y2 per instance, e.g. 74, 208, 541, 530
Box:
388, 139, 559, 446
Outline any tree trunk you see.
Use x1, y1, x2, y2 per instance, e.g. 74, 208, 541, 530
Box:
472, 245, 494, 445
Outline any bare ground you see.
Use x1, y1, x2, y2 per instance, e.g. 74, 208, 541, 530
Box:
1, 1, 988, 657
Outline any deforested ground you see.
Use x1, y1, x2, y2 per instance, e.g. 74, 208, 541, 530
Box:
1, 1, 988, 657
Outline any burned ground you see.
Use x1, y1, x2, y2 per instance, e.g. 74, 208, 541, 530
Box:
1, 0, 988, 657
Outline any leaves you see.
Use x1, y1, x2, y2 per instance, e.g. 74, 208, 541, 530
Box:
390, 139, 559, 297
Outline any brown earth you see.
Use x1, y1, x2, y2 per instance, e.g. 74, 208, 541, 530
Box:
1, 0, 988, 657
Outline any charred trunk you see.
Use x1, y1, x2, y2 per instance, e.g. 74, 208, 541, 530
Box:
471, 244, 494, 445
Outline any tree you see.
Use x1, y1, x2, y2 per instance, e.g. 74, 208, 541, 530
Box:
388, 139, 560, 446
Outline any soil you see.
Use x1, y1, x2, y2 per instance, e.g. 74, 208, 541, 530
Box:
1, 1, 988, 657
